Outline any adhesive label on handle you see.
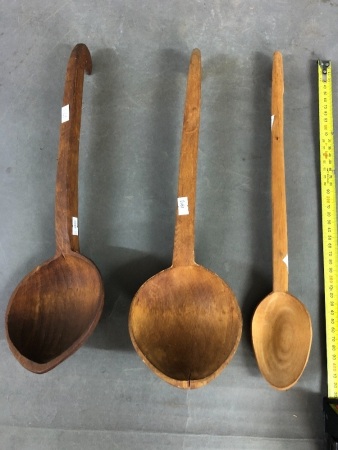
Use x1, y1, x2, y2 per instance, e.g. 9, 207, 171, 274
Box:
283, 254, 289, 272
61, 104, 70, 123
72, 216, 79, 236
177, 197, 189, 215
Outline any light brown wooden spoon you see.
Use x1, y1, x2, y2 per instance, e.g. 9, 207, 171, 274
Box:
252, 51, 312, 390
5, 44, 104, 373
129, 49, 242, 389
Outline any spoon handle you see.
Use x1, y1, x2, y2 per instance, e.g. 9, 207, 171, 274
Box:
55, 44, 92, 254
271, 51, 288, 292
172, 49, 201, 267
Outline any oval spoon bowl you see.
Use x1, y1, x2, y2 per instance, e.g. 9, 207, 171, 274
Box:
252, 291, 312, 390
6, 253, 103, 373
252, 52, 312, 389
5, 44, 104, 373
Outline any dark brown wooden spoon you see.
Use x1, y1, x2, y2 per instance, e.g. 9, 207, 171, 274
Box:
5, 44, 104, 373
129, 49, 242, 389
251, 52, 312, 389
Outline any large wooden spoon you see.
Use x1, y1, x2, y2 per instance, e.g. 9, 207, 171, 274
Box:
252, 51, 312, 390
5, 44, 104, 373
129, 49, 242, 389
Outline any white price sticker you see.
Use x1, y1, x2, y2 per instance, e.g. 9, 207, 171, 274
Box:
283, 254, 289, 272
72, 216, 79, 236
61, 104, 70, 123
177, 197, 189, 215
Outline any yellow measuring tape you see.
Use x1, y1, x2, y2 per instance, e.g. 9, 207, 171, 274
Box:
318, 60, 338, 399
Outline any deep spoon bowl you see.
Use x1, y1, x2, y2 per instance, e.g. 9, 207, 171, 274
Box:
130, 265, 241, 388
129, 49, 242, 389
6, 253, 103, 372
5, 44, 104, 373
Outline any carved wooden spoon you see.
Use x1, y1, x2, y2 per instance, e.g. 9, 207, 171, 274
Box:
252, 51, 312, 389
5, 44, 104, 373
129, 49, 242, 389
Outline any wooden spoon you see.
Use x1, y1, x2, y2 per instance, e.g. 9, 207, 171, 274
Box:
252, 51, 312, 390
5, 44, 104, 373
128, 49, 242, 389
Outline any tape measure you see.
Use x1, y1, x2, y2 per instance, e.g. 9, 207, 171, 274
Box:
318, 60, 338, 399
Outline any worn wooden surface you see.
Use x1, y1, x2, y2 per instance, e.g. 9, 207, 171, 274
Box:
0, 1, 332, 445
252, 291, 313, 389
252, 52, 312, 390
55, 44, 92, 254
5, 44, 104, 374
172, 49, 201, 267
271, 51, 288, 293
129, 49, 242, 389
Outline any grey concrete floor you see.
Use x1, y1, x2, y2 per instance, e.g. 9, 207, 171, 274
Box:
1, 0, 337, 448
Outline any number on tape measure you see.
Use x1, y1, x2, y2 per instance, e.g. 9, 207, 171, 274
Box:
318, 60, 338, 398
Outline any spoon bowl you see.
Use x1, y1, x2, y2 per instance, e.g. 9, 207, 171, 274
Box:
251, 51, 312, 389
252, 291, 312, 389
130, 265, 241, 388
6, 253, 103, 372
5, 44, 104, 373
129, 49, 242, 389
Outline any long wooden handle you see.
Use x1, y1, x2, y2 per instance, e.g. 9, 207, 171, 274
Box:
55, 44, 92, 254
271, 51, 288, 292
172, 49, 201, 267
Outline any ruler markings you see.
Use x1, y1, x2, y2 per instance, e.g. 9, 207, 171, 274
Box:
318, 60, 338, 398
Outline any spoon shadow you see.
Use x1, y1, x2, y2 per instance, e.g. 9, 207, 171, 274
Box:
86, 247, 169, 351
243, 52, 272, 376
84, 48, 189, 351
198, 52, 272, 377
1, 44, 71, 340
241, 269, 271, 377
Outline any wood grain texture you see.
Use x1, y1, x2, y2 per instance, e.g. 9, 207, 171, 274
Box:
130, 266, 241, 389
271, 51, 288, 292
172, 49, 201, 267
5, 44, 104, 374
252, 52, 312, 390
55, 43, 92, 254
129, 50, 242, 389
252, 292, 312, 390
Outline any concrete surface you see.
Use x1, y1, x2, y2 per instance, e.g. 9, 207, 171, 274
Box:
0, 0, 337, 448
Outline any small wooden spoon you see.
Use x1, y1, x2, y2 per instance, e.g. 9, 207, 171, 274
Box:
252, 51, 312, 390
5, 44, 104, 373
129, 49, 242, 389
